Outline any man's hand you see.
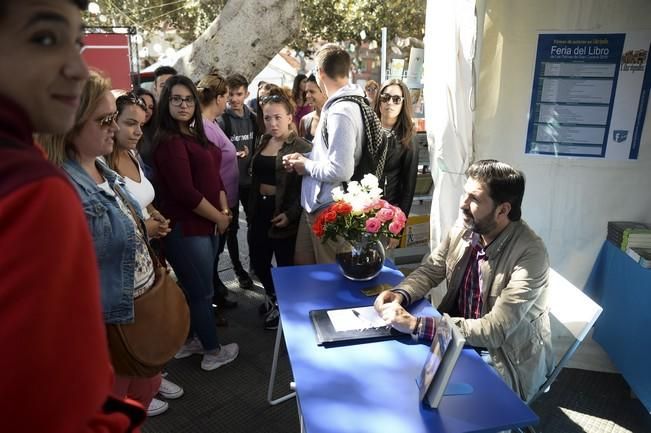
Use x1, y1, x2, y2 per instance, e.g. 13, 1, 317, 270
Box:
282, 153, 307, 175
378, 303, 418, 334
373, 290, 403, 312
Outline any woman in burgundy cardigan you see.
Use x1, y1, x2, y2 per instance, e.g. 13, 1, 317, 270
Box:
153, 75, 239, 371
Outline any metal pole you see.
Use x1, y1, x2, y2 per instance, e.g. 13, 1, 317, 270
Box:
381, 27, 388, 82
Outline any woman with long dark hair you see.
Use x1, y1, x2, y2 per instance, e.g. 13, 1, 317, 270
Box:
153, 75, 239, 371
291, 73, 311, 128
373, 79, 419, 248
133, 86, 156, 180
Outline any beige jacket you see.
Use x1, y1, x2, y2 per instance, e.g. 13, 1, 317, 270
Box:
394, 219, 553, 401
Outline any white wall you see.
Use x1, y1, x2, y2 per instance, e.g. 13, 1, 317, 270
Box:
475, 0, 651, 287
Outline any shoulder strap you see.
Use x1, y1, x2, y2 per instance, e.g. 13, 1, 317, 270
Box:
321, 95, 388, 179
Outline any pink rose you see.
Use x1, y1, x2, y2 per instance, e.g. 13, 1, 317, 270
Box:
376, 207, 395, 222
393, 208, 407, 225
389, 221, 403, 235
365, 217, 382, 233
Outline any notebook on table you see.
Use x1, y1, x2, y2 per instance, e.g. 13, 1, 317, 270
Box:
309, 305, 408, 346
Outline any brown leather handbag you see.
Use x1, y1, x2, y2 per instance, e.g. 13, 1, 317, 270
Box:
106, 186, 190, 377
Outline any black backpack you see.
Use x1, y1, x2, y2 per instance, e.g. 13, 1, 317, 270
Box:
321, 95, 389, 181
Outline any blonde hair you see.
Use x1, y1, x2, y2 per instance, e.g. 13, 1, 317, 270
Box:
197, 70, 228, 107
41, 70, 112, 166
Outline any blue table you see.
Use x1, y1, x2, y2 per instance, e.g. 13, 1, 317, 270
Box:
586, 241, 651, 412
273, 263, 539, 433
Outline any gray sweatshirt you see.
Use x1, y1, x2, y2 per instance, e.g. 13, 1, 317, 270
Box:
217, 105, 258, 186
301, 83, 365, 213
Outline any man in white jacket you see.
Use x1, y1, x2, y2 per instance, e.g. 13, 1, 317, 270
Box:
283, 44, 366, 264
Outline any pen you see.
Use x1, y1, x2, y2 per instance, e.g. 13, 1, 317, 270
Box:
352, 309, 376, 330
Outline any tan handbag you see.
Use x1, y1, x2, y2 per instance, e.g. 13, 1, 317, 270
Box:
106, 185, 190, 377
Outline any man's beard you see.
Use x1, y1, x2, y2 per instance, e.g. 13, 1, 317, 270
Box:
462, 210, 498, 235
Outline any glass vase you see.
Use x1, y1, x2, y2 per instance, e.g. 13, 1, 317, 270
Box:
335, 234, 386, 281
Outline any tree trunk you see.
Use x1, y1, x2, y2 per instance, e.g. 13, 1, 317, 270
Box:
173, 0, 301, 82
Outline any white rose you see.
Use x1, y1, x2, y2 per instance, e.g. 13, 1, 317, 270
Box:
331, 186, 344, 201
360, 173, 379, 190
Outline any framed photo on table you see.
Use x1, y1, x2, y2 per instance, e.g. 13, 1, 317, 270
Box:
416, 317, 467, 408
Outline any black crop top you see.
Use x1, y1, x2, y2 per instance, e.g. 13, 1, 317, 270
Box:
252, 154, 276, 186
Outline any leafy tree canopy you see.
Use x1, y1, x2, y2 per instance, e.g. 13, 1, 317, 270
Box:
83, 0, 425, 53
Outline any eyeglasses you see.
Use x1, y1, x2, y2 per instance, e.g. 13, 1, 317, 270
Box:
116, 92, 147, 111
170, 95, 195, 107
379, 93, 404, 104
366, 87, 378, 93
95, 111, 119, 127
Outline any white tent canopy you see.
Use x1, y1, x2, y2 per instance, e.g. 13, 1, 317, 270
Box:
424, 0, 651, 288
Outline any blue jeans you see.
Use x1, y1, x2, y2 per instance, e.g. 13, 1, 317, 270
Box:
164, 223, 220, 352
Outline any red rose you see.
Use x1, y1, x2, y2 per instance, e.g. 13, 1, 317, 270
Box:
334, 202, 352, 215
324, 210, 337, 222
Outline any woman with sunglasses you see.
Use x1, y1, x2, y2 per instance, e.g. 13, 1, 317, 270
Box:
250, 88, 311, 330
196, 70, 240, 318
104, 92, 183, 416
41, 71, 163, 411
298, 74, 326, 143
153, 75, 239, 371
105, 92, 170, 240
364, 79, 379, 106
373, 79, 418, 248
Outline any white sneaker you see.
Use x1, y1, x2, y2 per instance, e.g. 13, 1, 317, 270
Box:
158, 377, 184, 399
174, 338, 204, 359
201, 343, 239, 371
147, 398, 169, 417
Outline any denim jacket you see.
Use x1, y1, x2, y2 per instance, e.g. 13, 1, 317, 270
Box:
63, 158, 143, 324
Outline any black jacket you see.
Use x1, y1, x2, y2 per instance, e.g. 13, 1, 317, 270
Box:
248, 133, 312, 239
381, 133, 419, 216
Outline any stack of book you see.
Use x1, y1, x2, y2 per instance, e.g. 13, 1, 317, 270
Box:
608, 221, 651, 269
625, 247, 651, 269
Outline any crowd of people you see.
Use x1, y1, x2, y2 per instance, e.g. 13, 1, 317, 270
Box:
2, 1, 553, 431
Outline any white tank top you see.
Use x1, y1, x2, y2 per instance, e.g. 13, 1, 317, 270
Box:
123, 150, 155, 219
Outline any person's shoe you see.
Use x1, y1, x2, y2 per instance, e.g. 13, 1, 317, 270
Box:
201, 343, 239, 371
258, 297, 275, 316
174, 339, 203, 359
147, 398, 169, 417
236, 271, 254, 290
264, 307, 280, 331
158, 377, 184, 399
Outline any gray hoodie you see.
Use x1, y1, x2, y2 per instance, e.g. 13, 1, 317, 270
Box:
301, 83, 366, 213
217, 105, 258, 186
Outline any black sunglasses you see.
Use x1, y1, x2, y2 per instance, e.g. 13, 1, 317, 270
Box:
379, 93, 404, 104
260, 94, 285, 104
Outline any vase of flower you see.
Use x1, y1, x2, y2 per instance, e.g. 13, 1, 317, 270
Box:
336, 233, 386, 281
311, 174, 407, 280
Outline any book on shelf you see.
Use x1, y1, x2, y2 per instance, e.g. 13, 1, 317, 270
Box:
625, 246, 651, 268
606, 221, 649, 248
622, 230, 651, 249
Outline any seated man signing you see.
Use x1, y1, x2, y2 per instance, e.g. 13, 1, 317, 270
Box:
374, 160, 553, 401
